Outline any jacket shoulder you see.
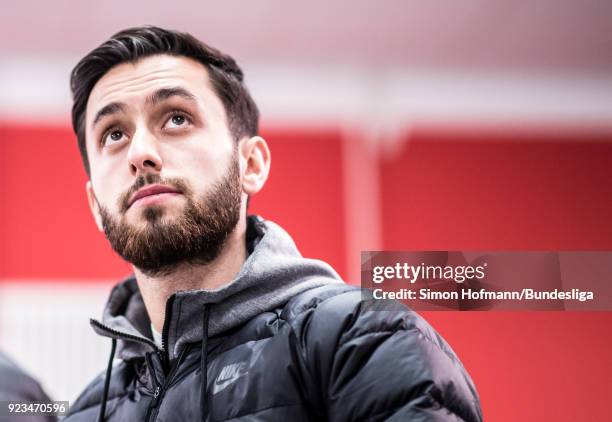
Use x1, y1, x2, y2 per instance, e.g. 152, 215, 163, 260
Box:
280, 282, 359, 322
283, 285, 483, 422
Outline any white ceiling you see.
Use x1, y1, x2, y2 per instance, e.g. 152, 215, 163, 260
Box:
2, 0, 611, 73
2, 0, 611, 126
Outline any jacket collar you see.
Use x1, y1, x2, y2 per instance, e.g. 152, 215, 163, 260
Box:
91, 215, 343, 361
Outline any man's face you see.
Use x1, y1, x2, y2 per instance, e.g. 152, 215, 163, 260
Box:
84, 55, 242, 275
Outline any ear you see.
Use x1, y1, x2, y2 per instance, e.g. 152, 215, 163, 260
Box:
86, 180, 104, 232
239, 136, 271, 196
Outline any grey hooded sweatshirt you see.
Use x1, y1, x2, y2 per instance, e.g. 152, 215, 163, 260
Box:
90, 215, 343, 362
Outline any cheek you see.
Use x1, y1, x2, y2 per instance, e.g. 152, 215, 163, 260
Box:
91, 161, 130, 211
165, 140, 234, 180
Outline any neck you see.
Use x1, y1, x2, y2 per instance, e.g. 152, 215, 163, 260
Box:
134, 217, 248, 333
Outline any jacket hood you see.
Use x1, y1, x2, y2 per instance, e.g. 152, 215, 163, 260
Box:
91, 215, 343, 361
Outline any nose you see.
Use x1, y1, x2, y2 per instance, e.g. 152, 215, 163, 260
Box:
126, 127, 162, 175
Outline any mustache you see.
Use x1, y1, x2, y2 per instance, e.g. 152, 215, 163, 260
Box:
118, 174, 192, 213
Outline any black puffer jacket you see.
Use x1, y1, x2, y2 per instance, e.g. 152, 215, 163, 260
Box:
64, 217, 482, 421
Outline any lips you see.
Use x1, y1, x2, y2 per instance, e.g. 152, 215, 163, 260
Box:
128, 184, 181, 208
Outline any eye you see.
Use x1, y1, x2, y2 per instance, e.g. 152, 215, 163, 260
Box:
102, 128, 127, 147
171, 115, 186, 125
164, 111, 192, 130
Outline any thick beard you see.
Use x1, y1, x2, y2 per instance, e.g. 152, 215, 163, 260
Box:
98, 154, 242, 277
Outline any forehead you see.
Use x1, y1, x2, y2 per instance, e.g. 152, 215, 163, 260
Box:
86, 54, 218, 122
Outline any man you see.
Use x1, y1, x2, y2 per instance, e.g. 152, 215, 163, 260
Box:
64, 26, 482, 421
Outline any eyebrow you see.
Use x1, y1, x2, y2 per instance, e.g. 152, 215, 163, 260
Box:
91, 87, 197, 129
92, 102, 126, 128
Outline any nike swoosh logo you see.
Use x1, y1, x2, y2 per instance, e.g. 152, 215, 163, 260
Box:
211, 345, 266, 395
212, 367, 247, 394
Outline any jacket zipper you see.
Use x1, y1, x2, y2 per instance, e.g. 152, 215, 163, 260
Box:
146, 295, 179, 422
144, 351, 163, 421
91, 319, 167, 420
90, 319, 159, 350
145, 346, 189, 422
161, 295, 176, 367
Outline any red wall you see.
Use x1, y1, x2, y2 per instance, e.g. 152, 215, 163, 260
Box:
379, 126, 612, 421
381, 127, 612, 250
0, 124, 346, 279
1, 122, 611, 421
